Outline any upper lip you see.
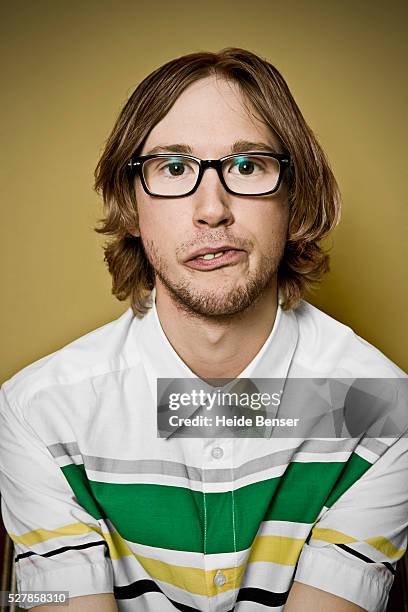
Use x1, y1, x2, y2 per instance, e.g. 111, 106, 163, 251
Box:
185, 244, 245, 261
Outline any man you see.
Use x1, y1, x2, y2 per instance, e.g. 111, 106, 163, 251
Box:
0, 48, 407, 612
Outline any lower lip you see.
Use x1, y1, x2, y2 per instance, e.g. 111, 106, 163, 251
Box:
184, 249, 246, 270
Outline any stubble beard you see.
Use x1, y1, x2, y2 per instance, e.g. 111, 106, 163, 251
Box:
141, 237, 283, 319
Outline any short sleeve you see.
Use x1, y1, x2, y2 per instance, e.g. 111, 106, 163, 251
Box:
0, 386, 114, 608
294, 437, 408, 612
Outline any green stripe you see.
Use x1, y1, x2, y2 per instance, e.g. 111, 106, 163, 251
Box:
60, 454, 370, 554
325, 453, 371, 507
262, 457, 370, 523
61, 464, 104, 520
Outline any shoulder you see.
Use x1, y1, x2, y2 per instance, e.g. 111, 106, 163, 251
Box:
292, 301, 405, 377
1, 307, 145, 410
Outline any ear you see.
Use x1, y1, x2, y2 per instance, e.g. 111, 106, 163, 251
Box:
125, 204, 140, 237
124, 213, 141, 238
128, 227, 141, 238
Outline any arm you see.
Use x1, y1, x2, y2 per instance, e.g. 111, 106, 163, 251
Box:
36, 594, 118, 611
290, 436, 408, 611
0, 387, 114, 606
285, 581, 366, 611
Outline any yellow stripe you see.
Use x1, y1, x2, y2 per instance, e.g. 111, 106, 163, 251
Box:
311, 528, 357, 545
104, 529, 244, 596
9, 522, 99, 546
365, 537, 405, 559
248, 535, 305, 566
311, 528, 405, 560
103, 528, 133, 560
120, 535, 302, 595
104, 531, 303, 594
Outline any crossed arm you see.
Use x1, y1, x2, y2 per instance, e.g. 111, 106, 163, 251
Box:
34, 583, 366, 611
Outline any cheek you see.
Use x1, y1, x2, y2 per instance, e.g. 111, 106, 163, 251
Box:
136, 196, 186, 250
135, 188, 163, 237
248, 204, 289, 253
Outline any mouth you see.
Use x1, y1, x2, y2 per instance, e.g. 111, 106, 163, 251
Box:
184, 246, 247, 271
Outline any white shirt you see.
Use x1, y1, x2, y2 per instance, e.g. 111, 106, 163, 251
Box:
0, 298, 407, 611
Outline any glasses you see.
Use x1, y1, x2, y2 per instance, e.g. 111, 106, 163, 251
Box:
127, 152, 291, 198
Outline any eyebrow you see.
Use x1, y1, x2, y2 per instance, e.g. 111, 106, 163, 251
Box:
144, 140, 278, 156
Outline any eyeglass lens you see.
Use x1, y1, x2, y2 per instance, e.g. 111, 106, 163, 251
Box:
142, 154, 281, 196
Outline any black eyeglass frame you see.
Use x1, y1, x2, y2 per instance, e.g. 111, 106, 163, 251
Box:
127, 152, 292, 198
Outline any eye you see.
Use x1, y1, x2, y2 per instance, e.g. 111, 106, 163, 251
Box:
237, 160, 255, 175
156, 157, 197, 179
228, 156, 263, 176
165, 161, 186, 176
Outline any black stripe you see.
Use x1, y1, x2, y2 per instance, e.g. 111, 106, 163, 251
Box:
114, 579, 201, 611
236, 587, 289, 607
15, 542, 290, 609
336, 544, 396, 575
15, 540, 108, 562
114, 579, 289, 609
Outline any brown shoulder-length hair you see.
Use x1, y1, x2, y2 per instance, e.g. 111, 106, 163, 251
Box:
94, 47, 341, 316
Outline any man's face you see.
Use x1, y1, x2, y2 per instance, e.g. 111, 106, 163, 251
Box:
134, 76, 289, 317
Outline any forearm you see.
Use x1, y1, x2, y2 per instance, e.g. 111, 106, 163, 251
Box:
284, 581, 366, 612
35, 593, 118, 612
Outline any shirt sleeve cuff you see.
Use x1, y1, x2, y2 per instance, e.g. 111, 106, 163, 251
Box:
16, 561, 114, 609
293, 544, 394, 612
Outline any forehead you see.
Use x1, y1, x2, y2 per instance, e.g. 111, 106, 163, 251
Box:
141, 75, 281, 156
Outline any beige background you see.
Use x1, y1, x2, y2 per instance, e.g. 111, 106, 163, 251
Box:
1, 0, 407, 383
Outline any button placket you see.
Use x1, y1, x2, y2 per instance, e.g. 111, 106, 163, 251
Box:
230, 439, 238, 611
203, 438, 233, 610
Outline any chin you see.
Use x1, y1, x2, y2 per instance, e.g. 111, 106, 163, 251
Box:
161, 275, 275, 318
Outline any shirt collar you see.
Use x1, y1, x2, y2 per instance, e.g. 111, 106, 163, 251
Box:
136, 289, 299, 437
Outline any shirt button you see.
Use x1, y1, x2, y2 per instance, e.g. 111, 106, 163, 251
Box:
214, 571, 227, 587
211, 446, 224, 459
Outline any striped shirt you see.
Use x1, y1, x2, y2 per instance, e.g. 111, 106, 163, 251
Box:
0, 297, 407, 611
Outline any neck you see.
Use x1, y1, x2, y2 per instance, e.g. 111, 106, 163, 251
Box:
154, 281, 279, 379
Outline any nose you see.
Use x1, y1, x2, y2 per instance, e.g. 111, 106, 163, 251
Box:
192, 167, 234, 229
